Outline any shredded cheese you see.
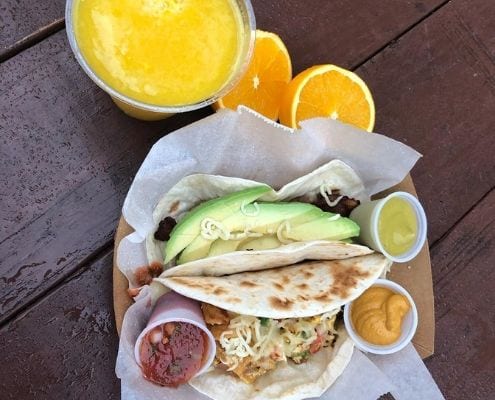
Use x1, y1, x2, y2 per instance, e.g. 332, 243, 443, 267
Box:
276, 220, 293, 244
200, 218, 230, 240
200, 218, 264, 242
319, 184, 344, 207
218, 310, 339, 369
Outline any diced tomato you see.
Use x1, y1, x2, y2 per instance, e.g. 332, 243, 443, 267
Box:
164, 322, 176, 336
139, 321, 207, 387
309, 334, 324, 354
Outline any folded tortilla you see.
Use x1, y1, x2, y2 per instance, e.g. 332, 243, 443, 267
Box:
156, 253, 387, 400
156, 253, 387, 319
160, 240, 373, 278
190, 325, 353, 400
147, 159, 367, 266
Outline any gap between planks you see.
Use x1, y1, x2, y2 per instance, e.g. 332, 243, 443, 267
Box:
350, 0, 452, 70
0, 18, 65, 63
0, 241, 114, 328
1, 1, 452, 69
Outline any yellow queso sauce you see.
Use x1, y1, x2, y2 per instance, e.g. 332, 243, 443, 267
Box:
378, 197, 418, 256
351, 287, 410, 345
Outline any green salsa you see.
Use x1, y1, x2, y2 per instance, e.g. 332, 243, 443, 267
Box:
378, 197, 418, 256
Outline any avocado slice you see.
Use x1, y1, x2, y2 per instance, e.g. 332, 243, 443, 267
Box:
219, 202, 322, 232
164, 186, 272, 263
177, 202, 322, 264
237, 235, 283, 251
207, 238, 245, 258
285, 213, 360, 241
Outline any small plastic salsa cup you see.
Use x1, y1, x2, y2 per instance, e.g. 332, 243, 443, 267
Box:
350, 191, 427, 263
134, 291, 216, 386
343, 279, 418, 355
65, 0, 256, 120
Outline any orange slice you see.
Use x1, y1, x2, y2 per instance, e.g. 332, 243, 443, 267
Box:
279, 65, 375, 131
214, 30, 292, 120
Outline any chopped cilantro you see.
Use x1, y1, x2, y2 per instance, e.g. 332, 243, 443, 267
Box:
258, 317, 269, 326
292, 350, 310, 361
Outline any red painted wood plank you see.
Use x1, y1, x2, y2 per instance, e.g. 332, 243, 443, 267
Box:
357, 0, 495, 244
0, 251, 119, 399
425, 189, 495, 400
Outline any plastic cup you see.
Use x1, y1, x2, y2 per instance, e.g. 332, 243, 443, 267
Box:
134, 291, 216, 377
343, 279, 418, 355
349, 191, 427, 263
65, 0, 256, 120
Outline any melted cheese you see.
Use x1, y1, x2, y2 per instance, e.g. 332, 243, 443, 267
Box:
219, 311, 338, 367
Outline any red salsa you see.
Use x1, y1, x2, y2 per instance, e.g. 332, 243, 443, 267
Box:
139, 321, 207, 387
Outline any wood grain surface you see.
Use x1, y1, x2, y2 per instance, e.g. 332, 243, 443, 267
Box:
425, 189, 495, 400
0, 0, 445, 61
0, 0, 65, 60
357, 0, 495, 245
0, 251, 119, 399
1, 0, 494, 398
0, 30, 212, 323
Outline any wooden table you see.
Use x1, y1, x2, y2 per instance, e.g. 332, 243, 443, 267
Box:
1, 1, 494, 399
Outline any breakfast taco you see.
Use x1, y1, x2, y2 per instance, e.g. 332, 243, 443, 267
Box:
145, 159, 369, 277
152, 253, 388, 399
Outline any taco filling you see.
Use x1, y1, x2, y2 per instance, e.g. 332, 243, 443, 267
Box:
201, 303, 339, 384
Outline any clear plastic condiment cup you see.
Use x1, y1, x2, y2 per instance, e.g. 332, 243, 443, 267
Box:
349, 191, 427, 263
343, 279, 418, 355
65, 0, 256, 120
134, 291, 216, 377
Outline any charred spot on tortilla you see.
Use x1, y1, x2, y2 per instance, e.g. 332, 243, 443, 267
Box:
169, 200, 180, 214
213, 287, 228, 296
227, 297, 242, 303
154, 216, 177, 241
314, 293, 332, 302
269, 296, 293, 310
303, 271, 314, 279
282, 275, 291, 285
240, 280, 258, 288
272, 282, 284, 291
328, 264, 370, 298
171, 277, 212, 291
297, 294, 309, 301
297, 283, 309, 290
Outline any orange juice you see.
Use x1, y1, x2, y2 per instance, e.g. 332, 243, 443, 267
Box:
72, 0, 249, 107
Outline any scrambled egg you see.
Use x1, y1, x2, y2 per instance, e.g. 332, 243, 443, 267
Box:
202, 304, 339, 383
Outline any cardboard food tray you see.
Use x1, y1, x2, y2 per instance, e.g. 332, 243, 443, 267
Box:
113, 174, 435, 359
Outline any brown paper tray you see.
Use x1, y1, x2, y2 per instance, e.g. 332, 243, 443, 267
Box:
113, 174, 434, 359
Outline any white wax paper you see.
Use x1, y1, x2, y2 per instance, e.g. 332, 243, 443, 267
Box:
116, 107, 444, 399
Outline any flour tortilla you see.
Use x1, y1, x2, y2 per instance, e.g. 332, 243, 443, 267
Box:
190, 326, 353, 400
147, 159, 367, 265
156, 253, 387, 319
160, 240, 373, 278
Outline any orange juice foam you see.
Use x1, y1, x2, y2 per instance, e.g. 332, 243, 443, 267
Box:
73, 0, 244, 106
